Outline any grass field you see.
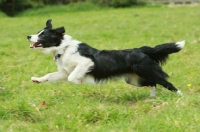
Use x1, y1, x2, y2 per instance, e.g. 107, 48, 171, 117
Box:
1, 4, 200, 132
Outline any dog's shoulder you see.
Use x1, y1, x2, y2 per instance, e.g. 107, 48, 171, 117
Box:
77, 43, 98, 57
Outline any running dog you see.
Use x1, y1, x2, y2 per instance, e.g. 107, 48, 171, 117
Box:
27, 19, 185, 96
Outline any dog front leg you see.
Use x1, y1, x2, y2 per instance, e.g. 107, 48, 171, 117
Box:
68, 62, 93, 84
31, 71, 68, 83
67, 66, 85, 84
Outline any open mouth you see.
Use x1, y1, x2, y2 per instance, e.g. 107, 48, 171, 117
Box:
30, 42, 42, 48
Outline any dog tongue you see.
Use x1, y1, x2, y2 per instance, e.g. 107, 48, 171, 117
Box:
34, 42, 40, 46
30, 42, 41, 48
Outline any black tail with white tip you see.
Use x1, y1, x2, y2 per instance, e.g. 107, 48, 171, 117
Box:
140, 40, 185, 65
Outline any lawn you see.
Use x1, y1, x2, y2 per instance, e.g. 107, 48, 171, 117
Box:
1, 5, 200, 132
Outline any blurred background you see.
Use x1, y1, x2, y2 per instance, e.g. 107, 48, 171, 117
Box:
1, 0, 200, 16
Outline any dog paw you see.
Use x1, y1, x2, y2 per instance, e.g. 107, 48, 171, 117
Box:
177, 90, 183, 96
72, 79, 82, 84
31, 77, 43, 83
150, 93, 156, 97
68, 76, 82, 84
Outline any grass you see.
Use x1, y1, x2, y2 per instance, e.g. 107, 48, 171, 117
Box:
0, 11, 6, 17
16, 2, 107, 17
1, 4, 200, 132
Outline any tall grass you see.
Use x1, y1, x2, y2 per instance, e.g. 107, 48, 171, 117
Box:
1, 5, 200, 132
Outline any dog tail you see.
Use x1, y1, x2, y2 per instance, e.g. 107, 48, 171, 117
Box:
140, 40, 185, 65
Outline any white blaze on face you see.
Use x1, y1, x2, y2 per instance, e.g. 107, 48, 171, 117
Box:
29, 30, 44, 42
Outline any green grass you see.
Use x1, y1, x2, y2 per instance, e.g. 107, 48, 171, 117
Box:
0, 11, 6, 17
16, 2, 107, 17
1, 5, 200, 132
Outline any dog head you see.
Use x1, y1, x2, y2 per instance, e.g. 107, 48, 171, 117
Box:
27, 19, 65, 49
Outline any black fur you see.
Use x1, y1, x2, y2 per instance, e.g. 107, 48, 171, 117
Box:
140, 43, 182, 65
27, 19, 65, 48
27, 19, 184, 95
78, 42, 182, 92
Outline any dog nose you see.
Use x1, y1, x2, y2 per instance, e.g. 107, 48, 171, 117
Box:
27, 36, 31, 40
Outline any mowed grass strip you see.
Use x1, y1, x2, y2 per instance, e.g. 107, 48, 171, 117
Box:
0, 5, 200, 132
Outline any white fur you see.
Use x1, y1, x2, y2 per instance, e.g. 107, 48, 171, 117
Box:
125, 74, 140, 87
30, 35, 95, 85
31, 70, 68, 83
177, 90, 183, 96
176, 40, 185, 49
150, 86, 156, 97
29, 30, 43, 43
29, 33, 183, 96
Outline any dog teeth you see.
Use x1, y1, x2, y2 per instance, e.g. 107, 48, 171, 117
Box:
30, 44, 35, 48
29, 43, 42, 48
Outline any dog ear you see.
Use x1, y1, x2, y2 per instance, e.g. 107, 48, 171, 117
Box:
54, 26, 65, 34
45, 19, 52, 29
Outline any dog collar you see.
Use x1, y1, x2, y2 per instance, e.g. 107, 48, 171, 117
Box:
54, 54, 61, 61
53, 46, 68, 61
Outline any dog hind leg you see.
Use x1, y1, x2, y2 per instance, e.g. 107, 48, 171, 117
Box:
150, 86, 156, 97
133, 63, 182, 95
125, 74, 141, 87
155, 79, 182, 95
138, 78, 157, 97
125, 74, 157, 97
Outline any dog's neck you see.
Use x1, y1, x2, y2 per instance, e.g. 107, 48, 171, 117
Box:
40, 34, 78, 54
53, 53, 61, 61
51, 35, 81, 61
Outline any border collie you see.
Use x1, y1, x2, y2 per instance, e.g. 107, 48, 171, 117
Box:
27, 19, 185, 97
